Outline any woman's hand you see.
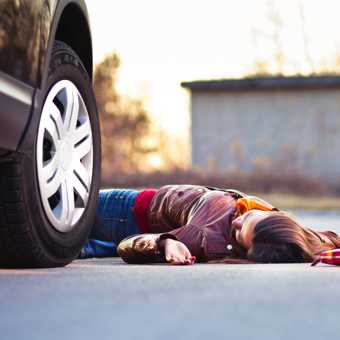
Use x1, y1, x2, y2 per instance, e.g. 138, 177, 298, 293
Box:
158, 239, 196, 265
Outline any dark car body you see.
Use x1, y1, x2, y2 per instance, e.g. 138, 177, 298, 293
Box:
0, 0, 101, 269
0, 0, 93, 158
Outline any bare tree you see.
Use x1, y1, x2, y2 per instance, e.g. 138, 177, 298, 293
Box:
93, 52, 154, 175
249, 0, 285, 76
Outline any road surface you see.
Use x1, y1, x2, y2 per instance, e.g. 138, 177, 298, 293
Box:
1, 211, 339, 340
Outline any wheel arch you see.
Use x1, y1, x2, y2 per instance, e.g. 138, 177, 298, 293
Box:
17, 0, 94, 154
54, 3, 93, 81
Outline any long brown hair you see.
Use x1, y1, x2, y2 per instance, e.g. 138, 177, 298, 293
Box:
212, 213, 329, 264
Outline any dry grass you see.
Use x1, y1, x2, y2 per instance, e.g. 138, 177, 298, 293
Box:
247, 192, 340, 210
101, 169, 340, 210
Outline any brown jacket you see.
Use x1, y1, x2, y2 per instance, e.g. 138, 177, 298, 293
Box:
117, 185, 278, 263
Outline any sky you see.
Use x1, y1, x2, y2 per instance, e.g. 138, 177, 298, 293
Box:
85, 0, 340, 141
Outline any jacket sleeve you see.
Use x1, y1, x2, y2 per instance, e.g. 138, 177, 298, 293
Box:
118, 228, 205, 264
167, 225, 205, 260
117, 233, 178, 264
165, 197, 208, 260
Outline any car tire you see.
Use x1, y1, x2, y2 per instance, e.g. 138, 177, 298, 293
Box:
0, 41, 101, 268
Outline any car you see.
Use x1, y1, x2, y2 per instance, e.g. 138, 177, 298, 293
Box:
0, 0, 101, 268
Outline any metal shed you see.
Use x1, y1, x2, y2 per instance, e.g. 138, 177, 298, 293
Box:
181, 76, 340, 183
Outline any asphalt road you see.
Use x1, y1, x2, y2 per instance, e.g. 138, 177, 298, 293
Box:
1, 211, 340, 340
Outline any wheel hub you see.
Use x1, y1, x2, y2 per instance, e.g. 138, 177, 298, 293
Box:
60, 141, 71, 171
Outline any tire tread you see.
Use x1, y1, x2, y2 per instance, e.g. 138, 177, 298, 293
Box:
0, 154, 66, 268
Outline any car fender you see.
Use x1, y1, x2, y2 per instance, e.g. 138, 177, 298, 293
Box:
17, 0, 93, 154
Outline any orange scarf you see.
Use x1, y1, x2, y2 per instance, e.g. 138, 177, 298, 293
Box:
236, 197, 274, 216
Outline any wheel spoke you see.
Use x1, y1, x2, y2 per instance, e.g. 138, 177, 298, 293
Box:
44, 170, 62, 199
41, 154, 59, 183
72, 117, 91, 146
74, 134, 93, 161
59, 86, 72, 131
73, 162, 90, 192
69, 90, 80, 134
62, 85, 79, 134
49, 102, 65, 140
66, 177, 75, 225
59, 180, 69, 226
44, 116, 60, 148
72, 173, 88, 208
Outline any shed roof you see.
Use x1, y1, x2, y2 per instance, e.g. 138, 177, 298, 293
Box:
181, 76, 340, 91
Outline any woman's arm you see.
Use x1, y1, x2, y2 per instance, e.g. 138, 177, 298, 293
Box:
117, 233, 197, 265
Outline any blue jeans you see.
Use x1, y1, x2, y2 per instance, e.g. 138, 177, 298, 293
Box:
79, 189, 141, 258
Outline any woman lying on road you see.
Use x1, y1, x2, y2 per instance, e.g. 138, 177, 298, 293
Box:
79, 185, 340, 265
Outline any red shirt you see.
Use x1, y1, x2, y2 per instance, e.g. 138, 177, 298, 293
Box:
133, 189, 157, 233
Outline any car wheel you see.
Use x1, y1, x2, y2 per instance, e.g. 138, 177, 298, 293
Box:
0, 41, 101, 268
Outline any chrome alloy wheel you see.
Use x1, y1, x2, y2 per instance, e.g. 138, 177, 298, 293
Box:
36, 80, 93, 233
